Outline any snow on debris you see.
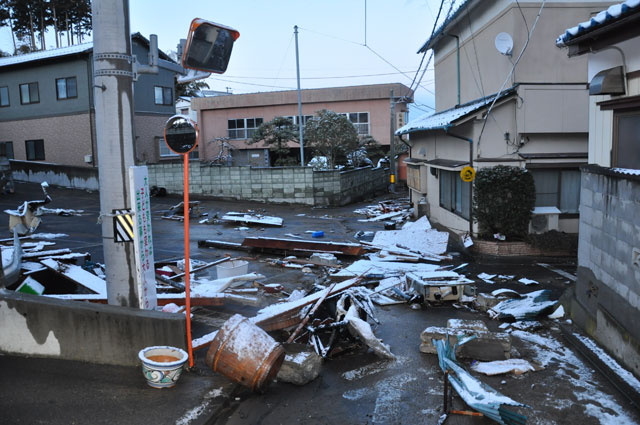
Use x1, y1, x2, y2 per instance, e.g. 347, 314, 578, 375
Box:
518, 277, 539, 286
471, 359, 536, 376
27, 233, 68, 240
332, 260, 439, 278
557, 0, 640, 46
371, 217, 448, 256
512, 330, 639, 424
611, 167, 640, 176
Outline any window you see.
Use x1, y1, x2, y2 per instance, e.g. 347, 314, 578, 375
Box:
56, 77, 77, 100
529, 169, 581, 214
227, 117, 263, 139
25, 139, 45, 161
0, 86, 9, 107
154, 86, 173, 105
283, 115, 313, 126
158, 137, 199, 159
19, 82, 39, 104
0, 142, 14, 159
613, 110, 640, 169
439, 169, 470, 219
339, 112, 370, 135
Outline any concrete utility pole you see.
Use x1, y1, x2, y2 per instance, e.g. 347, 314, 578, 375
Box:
389, 89, 396, 193
92, 0, 139, 307
294, 25, 304, 166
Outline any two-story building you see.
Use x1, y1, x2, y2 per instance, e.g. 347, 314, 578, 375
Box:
397, 0, 615, 236
557, 0, 640, 377
0, 33, 178, 167
191, 83, 412, 166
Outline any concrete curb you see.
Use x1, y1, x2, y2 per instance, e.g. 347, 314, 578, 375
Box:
560, 322, 640, 410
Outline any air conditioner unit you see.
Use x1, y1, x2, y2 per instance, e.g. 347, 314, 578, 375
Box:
529, 206, 561, 234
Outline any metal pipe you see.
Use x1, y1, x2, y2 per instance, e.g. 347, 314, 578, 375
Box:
447, 34, 461, 106
294, 25, 304, 166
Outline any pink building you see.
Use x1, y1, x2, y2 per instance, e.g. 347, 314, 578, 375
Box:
191, 83, 413, 166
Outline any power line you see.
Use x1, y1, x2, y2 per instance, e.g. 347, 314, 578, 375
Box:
365, 44, 435, 95
476, 0, 547, 154
408, 0, 446, 95
221, 70, 420, 80
272, 33, 294, 86
297, 26, 363, 46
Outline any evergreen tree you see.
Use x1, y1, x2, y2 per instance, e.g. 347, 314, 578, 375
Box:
304, 109, 359, 169
249, 116, 299, 166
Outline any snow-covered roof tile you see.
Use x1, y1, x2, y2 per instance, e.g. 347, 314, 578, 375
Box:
556, 0, 640, 46
396, 87, 516, 135
418, 0, 472, 53
0, 43, 93, 69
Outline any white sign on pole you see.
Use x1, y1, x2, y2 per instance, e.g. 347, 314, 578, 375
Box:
128, 166, 158, 309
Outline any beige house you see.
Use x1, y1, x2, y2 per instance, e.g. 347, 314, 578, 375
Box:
397, 0, 616, 236
557, 1, 640, 377
191, 83, 412, 166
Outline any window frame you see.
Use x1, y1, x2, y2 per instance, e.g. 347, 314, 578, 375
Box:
227, 117, 264, 139
25, 139, 45, 161
339, 111, 370, 135
154, 86, 173, 106
612, 109, 640, 169
19, 82, 39, 105
56, 76, 78, 100
439, 169, 470, 220
0, 142, 14, 159
529, 167, 581, 216
0, 86, 9, 107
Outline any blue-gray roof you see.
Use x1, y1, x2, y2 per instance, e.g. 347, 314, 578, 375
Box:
418, 0, 472, 53
556, 0, 640, 46
0, 43, 93, 69
396, 87, 517, 135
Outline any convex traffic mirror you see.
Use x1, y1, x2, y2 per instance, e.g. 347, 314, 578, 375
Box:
182, 19, 239, 74
163, 115, 198, 154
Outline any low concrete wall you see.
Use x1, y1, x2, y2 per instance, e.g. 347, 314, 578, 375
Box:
0, 290, 186, 366
148, 163, 389, 206
9, 160, 389, 206
11, 160, 99, 191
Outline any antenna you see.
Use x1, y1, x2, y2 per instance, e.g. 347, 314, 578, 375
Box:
495, 32, 513, 56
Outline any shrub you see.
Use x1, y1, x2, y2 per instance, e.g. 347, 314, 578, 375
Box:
472, 165, 535, 240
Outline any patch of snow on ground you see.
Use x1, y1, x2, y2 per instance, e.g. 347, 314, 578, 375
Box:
372, 373, 417, 424
28, 233, 68, 239
342, 360, 391, 381
512, 330, 638, 424
342, 387, 369, 400
176, 387, 226, 425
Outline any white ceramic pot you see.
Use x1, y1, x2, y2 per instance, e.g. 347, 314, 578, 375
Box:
138, 346, 188, 389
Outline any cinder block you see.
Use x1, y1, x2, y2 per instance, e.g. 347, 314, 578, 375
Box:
419, 320, 511, 361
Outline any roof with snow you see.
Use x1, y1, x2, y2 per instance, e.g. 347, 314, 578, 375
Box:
418, 0, 472, 53
0, 33, 175, 70
556, 0, 640, 46
0, 43, 93, 69
395, 86, 517, 135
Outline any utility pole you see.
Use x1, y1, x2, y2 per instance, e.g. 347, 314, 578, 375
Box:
294, 25, 304, 166
389, 89, 396, 193
92, 0, 139, 307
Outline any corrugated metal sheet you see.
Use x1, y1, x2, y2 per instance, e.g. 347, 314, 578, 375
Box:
556, 0, 640, 46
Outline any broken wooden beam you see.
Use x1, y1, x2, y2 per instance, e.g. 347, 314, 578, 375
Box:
198, 240, 248, 251
241, 237, 367, 256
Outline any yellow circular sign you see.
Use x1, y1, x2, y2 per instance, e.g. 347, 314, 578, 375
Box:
460, 166, 475, 182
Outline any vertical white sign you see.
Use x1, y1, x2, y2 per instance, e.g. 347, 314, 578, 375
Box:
129, 166, 158, 309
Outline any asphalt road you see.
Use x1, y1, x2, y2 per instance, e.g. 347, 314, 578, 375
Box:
1, 182, 638, 425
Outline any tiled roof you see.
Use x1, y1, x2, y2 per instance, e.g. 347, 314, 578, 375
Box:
395, 87, 516, 135
0, 43, 92, 68
556, 0, 640, 46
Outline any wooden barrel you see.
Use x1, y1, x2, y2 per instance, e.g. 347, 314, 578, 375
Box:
206, 314, 285, 392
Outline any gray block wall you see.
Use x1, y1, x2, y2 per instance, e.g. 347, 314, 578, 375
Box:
574, 165, 640, 377
148, 164, 389, 207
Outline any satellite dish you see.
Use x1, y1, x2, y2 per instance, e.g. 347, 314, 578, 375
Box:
495, 32, 513, 56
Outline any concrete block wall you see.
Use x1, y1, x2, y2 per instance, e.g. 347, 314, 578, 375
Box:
148, 164, 387, 206
0, 290, 186, 366
574, 165, 640, 377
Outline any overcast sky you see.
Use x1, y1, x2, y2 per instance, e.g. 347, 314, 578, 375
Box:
0, 0, 449, 117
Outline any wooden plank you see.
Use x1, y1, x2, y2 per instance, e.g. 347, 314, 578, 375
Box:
242, 237, 366, 256
40, 258, 106, 295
